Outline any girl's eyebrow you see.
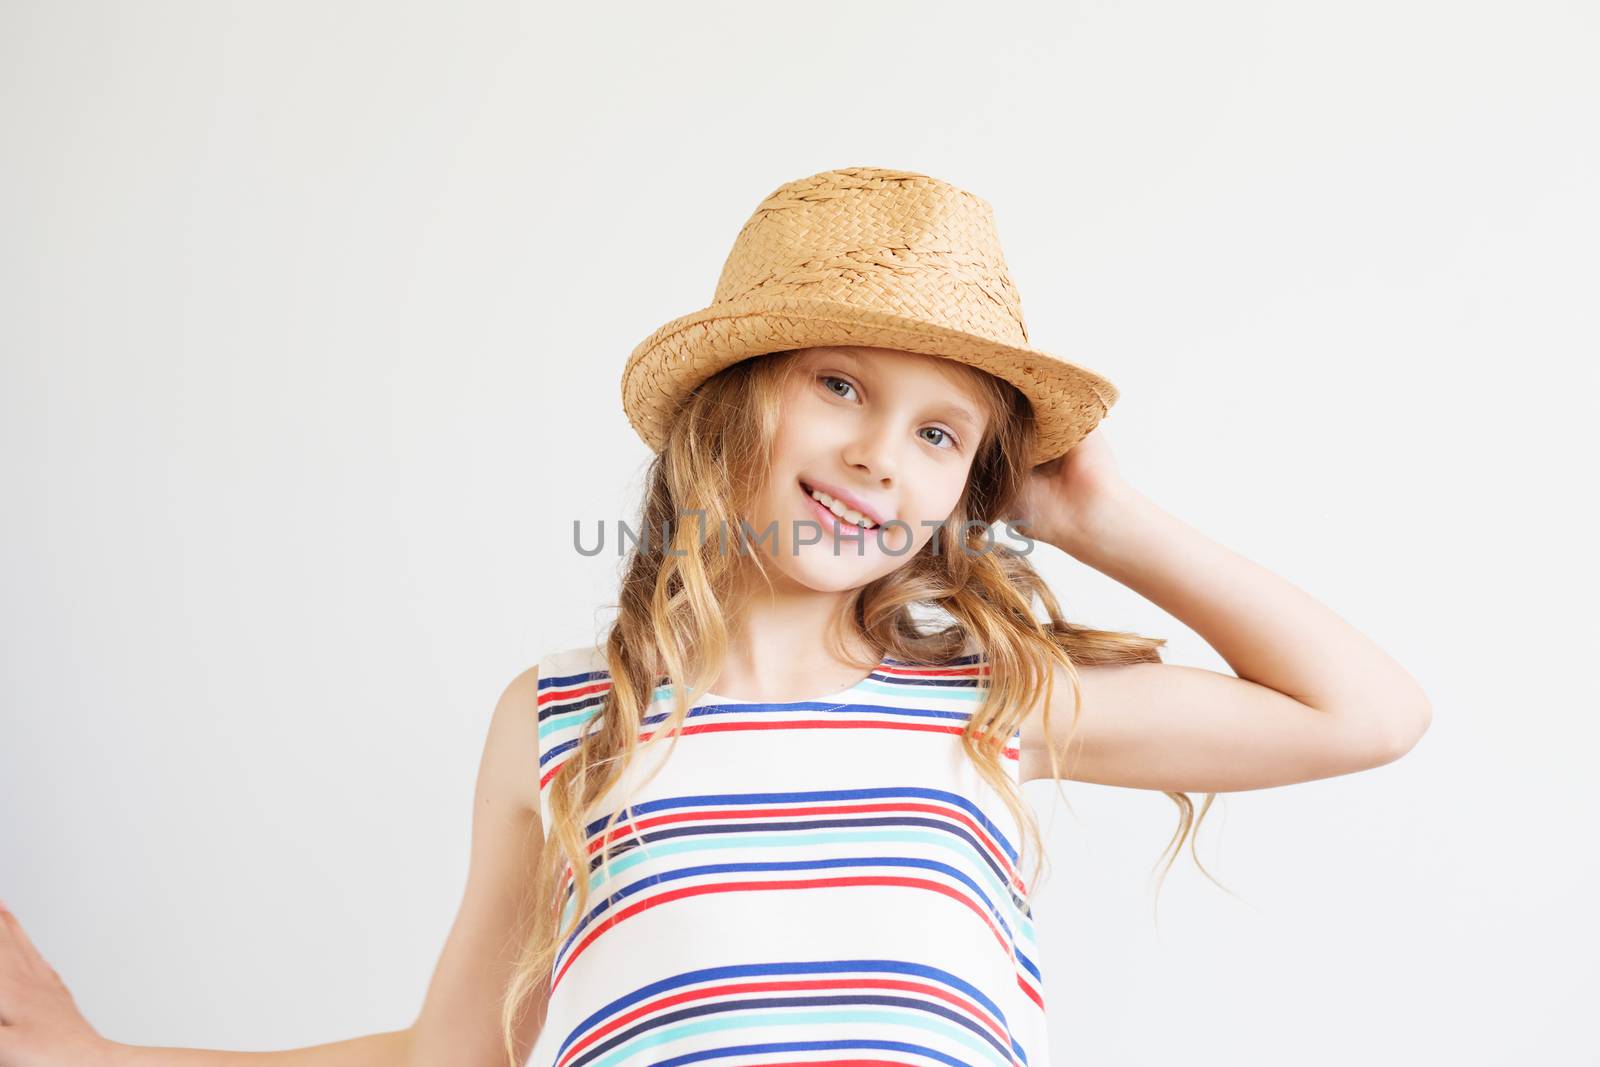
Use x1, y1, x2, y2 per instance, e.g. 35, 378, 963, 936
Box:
935, 401, 983, 435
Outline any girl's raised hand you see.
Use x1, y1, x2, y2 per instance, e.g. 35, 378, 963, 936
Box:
1013, 425, 1131, 554
0, 901, 114, 1067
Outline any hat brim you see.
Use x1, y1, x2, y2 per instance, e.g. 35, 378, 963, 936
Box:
622, 296, 1119, 464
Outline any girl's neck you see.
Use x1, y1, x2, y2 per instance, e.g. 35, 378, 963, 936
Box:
716, 573, 877, 701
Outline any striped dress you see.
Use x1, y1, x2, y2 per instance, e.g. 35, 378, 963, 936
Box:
528, 643, 1049, 1067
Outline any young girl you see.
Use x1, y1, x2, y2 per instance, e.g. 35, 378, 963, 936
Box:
0, 167, 1432, 1067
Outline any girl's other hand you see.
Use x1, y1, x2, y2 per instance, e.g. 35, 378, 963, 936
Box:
0, 901, 115, 1067
1014, 425, 1133, 554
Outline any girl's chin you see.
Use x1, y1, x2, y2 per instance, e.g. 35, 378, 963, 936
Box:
789, 527, 888, 561
765, 551, 884, 590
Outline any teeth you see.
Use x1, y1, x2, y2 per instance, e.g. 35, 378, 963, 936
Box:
807, 486, 875, 528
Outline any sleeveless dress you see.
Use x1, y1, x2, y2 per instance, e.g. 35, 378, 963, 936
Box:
527, 643, 1049, 1067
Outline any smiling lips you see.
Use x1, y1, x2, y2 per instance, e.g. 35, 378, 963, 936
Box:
799, 480, 880, 540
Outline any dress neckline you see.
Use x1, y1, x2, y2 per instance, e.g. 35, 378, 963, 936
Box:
692, 652, 890, 706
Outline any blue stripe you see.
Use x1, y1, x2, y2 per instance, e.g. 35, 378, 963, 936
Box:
553, 958, 1025, 1067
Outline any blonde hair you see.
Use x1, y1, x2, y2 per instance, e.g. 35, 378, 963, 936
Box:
500, 349, 1222, 1061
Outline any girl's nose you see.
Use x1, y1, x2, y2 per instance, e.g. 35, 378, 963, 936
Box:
842, 427, 900, 486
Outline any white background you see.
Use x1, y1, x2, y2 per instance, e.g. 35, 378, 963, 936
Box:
3, 2, 1596, 1064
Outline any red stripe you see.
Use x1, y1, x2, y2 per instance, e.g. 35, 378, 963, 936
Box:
641, 716, 1019, 759
537, 679, 610, 706
875, 663, 990, 679
552, 874, 1014, 994
539, 719, 1018, 791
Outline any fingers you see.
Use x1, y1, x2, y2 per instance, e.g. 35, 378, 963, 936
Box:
0, 900, 18, 1024
0, 902, 50, 980
0, 900, 54, 1024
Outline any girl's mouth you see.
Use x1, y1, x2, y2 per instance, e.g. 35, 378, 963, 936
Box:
798, 480, 877, 540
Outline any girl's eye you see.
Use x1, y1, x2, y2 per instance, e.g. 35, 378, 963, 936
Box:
921, 426, 958, 450
820, 374, 857, 401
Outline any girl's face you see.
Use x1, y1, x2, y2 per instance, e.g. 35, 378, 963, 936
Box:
743, 345, 991, 592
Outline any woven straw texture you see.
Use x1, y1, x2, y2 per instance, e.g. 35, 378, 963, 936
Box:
621, 166, 1119, 464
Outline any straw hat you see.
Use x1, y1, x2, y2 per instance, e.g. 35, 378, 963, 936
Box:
620, 166, 1119, 465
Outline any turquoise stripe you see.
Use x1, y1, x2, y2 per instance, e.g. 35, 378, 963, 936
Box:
540, 709, 597, 741
561, 826, 1035, 945
584, 1005, 1016, 1067
856, 679, 983, 701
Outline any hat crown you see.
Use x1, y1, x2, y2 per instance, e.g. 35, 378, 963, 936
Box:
709, 166, 1032, 348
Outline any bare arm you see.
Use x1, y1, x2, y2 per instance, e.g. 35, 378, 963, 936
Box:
1020, 482, 1433, 792
1, 667, 551, 1067
105, 1032, 414, 1067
